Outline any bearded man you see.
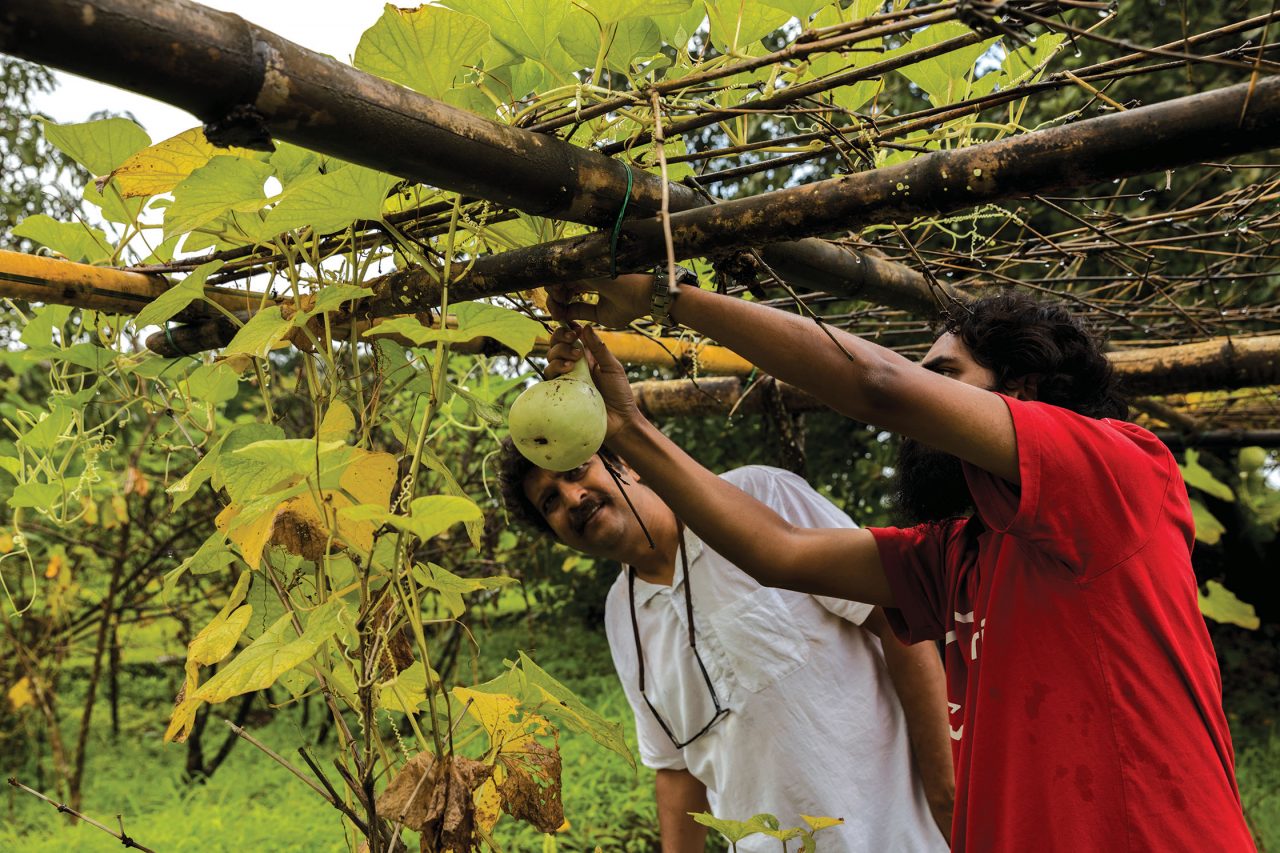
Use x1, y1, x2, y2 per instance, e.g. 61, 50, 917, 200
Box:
540, 278, 1255, 853
498, 442, 953, 852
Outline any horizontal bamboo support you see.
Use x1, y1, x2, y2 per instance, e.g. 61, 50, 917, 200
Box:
0, 0, 935, 312
0, 250, 263, 320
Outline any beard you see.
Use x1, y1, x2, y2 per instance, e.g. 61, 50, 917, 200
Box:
891, 437, 976, 525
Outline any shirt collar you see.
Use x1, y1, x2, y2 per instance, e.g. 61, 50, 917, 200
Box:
631, 529, 705, 606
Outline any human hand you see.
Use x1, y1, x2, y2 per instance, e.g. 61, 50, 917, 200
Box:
544, 324, 642, 439
546, 273, 654, 329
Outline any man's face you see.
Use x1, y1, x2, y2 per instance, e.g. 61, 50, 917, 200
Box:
522, 455, 645, 559
892, 332, 1000, 524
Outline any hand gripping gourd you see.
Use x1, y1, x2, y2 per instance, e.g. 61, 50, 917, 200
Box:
508, 343, 607, 471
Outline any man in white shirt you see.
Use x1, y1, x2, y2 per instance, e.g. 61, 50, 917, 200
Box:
499, 440, 952, 852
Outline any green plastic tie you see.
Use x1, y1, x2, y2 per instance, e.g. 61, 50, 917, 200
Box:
609, 162, 635, 279
164, 324, 191, 358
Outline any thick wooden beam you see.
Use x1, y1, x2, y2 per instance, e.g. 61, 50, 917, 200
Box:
1108, 336, 1280, 397
0, 0, 935, 311
393, 75, 1280, 305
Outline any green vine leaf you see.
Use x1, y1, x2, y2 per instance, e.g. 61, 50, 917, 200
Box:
355, 4, 491, 100
897, 21, 999, 107
38, 116, 151, 176
446, 0, 576, 75
1198, 580, 1260, 630
264, 165, 398, 234
135, 260, 225, 329
1179, 449, 1235, 503
364, 302, 544, 357
223, 307, 293, 360
193, 597, 350, 704
12, 214, 113, 264
1189, 498, 1226, 545
164, 157, 272, 242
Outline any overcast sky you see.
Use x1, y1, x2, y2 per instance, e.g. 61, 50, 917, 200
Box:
30, 0, 390, 141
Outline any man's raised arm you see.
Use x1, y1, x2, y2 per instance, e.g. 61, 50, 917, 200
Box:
545, 326, 894, 606
549, 275, 1020, 486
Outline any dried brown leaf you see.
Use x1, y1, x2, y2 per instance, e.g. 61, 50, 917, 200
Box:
377, 752, 493, 851
497, 741, 563, 833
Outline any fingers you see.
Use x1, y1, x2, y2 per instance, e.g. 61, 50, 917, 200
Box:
579, 325, 624, 373
544, 326, 584, 378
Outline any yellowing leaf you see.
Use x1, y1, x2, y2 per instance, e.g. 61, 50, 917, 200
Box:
801, 815, 845, 832
166, 571, 254, 743
474, 778, 504, 837
44, 553, 64, 579
194, 597, 349, 704
7, 676, 35, 711
0, 533, 13, 553
452, 688, 542, 753
317, 400, 357, 442
1199, 580, 1260, 630
109, 127, 261, 198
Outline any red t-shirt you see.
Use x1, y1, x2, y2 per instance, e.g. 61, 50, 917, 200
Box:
872, 396, 1254, 852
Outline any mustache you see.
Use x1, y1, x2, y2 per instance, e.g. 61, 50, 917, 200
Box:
569, 494, 609, 535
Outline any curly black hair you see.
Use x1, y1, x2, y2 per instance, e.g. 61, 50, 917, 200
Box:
496, 437, 623, 535
943, 291, 1128, 420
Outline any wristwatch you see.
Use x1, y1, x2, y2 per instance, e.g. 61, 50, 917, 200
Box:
651, 265, 697, 329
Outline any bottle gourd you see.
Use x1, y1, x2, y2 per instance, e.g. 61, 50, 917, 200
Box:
508, 348, 607, 471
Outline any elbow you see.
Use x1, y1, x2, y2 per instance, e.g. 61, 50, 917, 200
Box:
847, 351, 910, 425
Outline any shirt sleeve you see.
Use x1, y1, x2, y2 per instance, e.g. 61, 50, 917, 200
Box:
870, 521, 961, 644
603, 581, 687, 771
962, 395, 1176, 576
721, 466, 873, 626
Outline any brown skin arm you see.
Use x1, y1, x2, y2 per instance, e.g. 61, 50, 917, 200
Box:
863, 608, 955, 843
548, 275, 1020, 485
547, 325, 894, 604
656, 769, 710, 852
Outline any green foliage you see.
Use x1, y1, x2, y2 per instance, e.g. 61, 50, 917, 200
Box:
354, 5, 491, 100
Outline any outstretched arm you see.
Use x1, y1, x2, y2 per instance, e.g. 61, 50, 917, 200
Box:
656, 769, 710, 853
547, 325, 895, 606
549, 275, 1019, 485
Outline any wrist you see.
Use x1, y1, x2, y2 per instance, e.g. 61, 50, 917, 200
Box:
607, 408, 654, 451
650, 265, 696, 329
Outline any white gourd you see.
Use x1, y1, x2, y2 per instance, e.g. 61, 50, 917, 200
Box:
508, 352, 607, 471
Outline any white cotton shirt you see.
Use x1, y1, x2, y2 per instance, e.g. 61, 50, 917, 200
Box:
604, 466, 947, 853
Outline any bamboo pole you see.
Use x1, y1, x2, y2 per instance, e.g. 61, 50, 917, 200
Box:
4, 253, 1276, 398
374, 75, 1280, 308
0, 250, 264, 320
0, 0, 935, 311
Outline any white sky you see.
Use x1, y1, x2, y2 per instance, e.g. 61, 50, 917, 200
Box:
30, 0, 390, 140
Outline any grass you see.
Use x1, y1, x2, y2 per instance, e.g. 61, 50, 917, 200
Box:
1, 615, 660, 852
3, 613, 1278, 852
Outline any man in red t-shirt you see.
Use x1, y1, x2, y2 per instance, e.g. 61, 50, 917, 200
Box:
538, 276, 1255, 852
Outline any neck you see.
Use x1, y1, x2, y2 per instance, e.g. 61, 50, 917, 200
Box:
625, 505, 680, 586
